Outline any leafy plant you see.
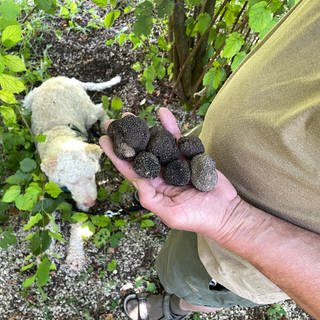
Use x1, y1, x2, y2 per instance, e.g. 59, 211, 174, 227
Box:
0, 0, 135, 293
97, 0, 298, 113
134, 275, 157, 293
266, 303, 287, 320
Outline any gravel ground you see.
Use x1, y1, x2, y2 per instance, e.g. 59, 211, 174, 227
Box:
0, 214, 312, 320
0, 2, 314, 319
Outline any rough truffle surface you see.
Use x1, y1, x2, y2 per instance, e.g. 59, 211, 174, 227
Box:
133, 151, 161, 179
163, 159, 191, 186
191, 154, 217, 192
178, 135, 205, 159
107, 115, 150, 159
147, 126, 179, 164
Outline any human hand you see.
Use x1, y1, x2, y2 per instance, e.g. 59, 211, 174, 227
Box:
99, 108, 241, 240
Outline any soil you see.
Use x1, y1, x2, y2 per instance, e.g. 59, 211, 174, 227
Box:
0, 3, 313, 320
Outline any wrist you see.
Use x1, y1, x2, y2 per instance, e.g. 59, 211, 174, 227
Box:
208, 197, 271, 255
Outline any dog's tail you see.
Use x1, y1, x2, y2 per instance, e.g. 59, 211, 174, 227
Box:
74, 75, 121, 92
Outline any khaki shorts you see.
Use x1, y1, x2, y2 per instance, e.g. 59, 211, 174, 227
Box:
156, 230, 259, 308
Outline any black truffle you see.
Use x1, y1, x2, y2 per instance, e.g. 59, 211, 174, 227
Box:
107, 115, 150, 159
190, 154, 217, 192
163, 159, 191, 186
178, 135, 205, 159
133, 151, 161, 179
147, 126, 179, 164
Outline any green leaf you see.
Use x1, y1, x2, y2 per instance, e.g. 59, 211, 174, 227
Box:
20, 262, 35, 272
111, 96, 123, 110
93, 228, 110, 248
104, 10, 120, 28
197, 102, 210, 117
203, 68, 214, 88
0, 230, 17, 249
231, 51, 247, 71
248, 1, 273, 34
135, 0, 153, 16
107, 259, 117, 272
133, 15, 153, 37
23, 212, 43, 230
91, 0, 107, 6
20, 158, 37, 173
203, 67, 223, 90
1, 24, 22, 48
2, 185, 21, 203
109, 231, 123, 248
0, 105, 16, 126
221, 32, 244, 59
114, 218, 126, 227
34, 0, 57, 14
32, 198, 62, 214
0, 0, 20, 29
3, 55, 26, 72
134, 1, 153, 36
71, 212, 89, 223
36, 256, 51, 286
132, 62, 143, 73
6, 170, 32, 185
22, 275, 36, 288
0, 74, 25, 93
154, 0, 174, 18
45, 181, 62, 198
29, 230, 51, 256
0, 90, 16, 104
224, 7, 236, 26
146, 282, 156, 293
91, 215, 110, 227
193, 13, 211, 36
214, 33, 226, 50
48, 231, 65, 243
140, 219, 155, 228
15, 183, 42, 211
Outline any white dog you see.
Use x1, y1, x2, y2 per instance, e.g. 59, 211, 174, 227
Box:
24, 75, 121, 270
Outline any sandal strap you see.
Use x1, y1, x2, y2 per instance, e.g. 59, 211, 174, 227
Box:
137, 295, 149, 320
162, 294, 188, 320
123, 294, 149, 320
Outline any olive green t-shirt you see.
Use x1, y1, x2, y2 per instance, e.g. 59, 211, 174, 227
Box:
198, 0, 320, 304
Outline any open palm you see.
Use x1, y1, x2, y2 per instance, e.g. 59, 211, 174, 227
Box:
99, 108, 239, 238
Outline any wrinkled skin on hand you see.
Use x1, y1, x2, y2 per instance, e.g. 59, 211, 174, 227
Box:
99, 108, 240, 241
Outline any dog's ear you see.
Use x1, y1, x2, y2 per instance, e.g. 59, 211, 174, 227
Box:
86, 144, 103, 162
41, 158, 57, 177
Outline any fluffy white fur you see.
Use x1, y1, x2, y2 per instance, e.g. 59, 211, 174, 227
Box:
24, 76, 120, 270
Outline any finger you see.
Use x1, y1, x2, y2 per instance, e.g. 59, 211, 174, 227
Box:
158, 107, 181, 139
99, 135, 140, 181
122, 112, 134, 118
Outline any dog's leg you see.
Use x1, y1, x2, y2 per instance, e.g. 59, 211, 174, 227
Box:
66, 222, 86, 271
73, 75, 121, 92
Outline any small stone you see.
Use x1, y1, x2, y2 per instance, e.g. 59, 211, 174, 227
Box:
178, 135, 205, 159
163, 159, 191, 186
133, 151, 161, 179
190, 154, 217, 192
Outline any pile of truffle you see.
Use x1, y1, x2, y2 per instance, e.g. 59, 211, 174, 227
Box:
107, 115, 217, 192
